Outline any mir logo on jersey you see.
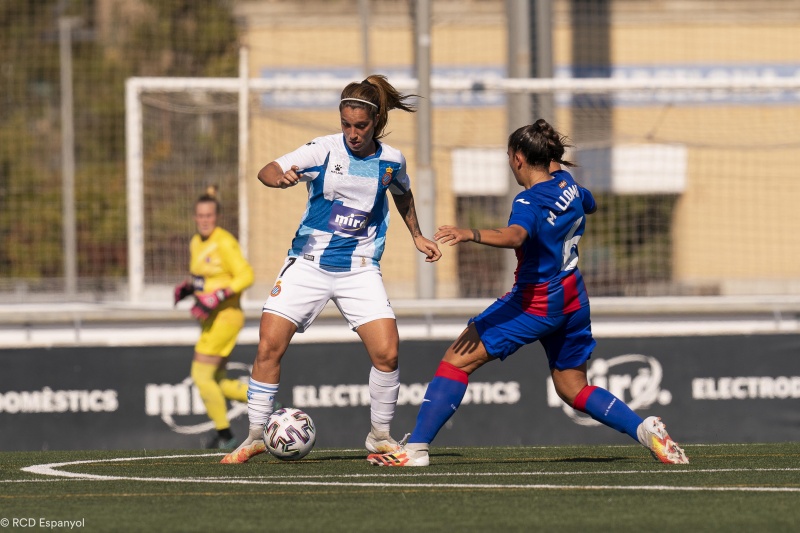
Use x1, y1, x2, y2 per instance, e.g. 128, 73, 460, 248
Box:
334, 213, 367, 232
546, 354, 672, 426
329, 204, 370, 236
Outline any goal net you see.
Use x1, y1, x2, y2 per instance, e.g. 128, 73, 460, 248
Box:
128, 75, 800, 303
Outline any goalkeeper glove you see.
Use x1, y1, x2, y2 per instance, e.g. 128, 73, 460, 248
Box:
191, 288, 233, 321
173, 281, 194, 306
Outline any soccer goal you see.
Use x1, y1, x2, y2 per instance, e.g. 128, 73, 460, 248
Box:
126, 72, 800, 304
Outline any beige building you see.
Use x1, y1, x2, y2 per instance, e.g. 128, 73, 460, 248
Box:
232, 0, 800, 299
93, 0, 800, 301
237, 0, 508, 299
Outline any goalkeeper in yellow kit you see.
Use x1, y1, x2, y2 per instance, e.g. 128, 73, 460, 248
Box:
174, 187, 254, 449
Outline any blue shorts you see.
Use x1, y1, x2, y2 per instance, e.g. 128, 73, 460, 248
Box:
470, 298, 596, 371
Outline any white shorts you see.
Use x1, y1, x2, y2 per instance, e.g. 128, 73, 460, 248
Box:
262, 256, 395, 332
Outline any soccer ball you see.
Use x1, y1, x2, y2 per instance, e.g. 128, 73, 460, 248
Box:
263, 407, 316, 460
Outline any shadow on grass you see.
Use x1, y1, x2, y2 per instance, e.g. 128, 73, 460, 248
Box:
303, 452, 631, 466
426, 456, 631, 467
302, 451, 464, 463
550, 456, 628, 463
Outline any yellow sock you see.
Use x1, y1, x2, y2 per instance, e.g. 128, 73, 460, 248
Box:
191, 361, 229, 431
214, 367, 249, 402
220, 379, 248, 402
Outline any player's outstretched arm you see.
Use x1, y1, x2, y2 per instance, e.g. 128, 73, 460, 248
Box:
435, 224, 528, 249
257, 161, 303, 189
392, 190, 442, 263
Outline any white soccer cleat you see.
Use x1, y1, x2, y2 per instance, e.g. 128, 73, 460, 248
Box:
367, 445, 430, 467
365, 428, 407, 454
220, 428, 267, 464
637, 416, 689, 465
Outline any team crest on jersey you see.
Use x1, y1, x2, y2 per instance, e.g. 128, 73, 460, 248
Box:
271, 281, 282, 297
381, 167, 394, 186
558, 180, 568, 189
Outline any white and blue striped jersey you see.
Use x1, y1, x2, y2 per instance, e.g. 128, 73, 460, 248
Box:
275, 133, 411, 271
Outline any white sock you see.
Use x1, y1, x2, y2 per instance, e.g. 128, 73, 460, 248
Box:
406, 442, 429, 453
247, 377, 278, 432
369, 366, 400, 433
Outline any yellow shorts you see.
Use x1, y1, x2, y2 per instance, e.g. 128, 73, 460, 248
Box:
194, 307, 245, 357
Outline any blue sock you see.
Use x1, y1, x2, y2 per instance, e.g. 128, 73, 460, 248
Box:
408, 361, 469, 444
573, 385, 643, 441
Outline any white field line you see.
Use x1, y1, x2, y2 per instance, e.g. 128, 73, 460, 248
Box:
15, 454, 800, 493
10, 467, 800, 483
199, 467, 800, 479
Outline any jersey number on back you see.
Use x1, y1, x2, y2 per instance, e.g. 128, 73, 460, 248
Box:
561, 217, 583, 271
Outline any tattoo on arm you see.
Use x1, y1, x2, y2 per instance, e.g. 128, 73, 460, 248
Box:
394, 191, 423, 238
471, 229, 481, 243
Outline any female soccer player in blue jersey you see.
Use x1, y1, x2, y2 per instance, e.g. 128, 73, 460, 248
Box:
367, 119, 689, 467
222, 75, 442, 464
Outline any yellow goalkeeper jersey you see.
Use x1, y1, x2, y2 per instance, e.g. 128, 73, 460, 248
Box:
190, 227, 254, 311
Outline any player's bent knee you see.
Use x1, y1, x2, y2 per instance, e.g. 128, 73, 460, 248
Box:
558, 391, 577, 406
255, 343, 284, 364
363, 337, 399, 370
371, 352, 398, 372
554, 382, 587, 408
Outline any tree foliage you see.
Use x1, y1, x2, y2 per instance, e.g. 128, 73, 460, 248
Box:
0, 0, 239, 284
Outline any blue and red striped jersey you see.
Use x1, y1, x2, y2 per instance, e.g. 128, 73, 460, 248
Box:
504, 169, 596, 317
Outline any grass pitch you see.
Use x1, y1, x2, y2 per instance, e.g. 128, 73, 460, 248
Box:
2, 443, 799, 532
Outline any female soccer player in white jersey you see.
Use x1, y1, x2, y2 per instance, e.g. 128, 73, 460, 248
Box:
367, 119, 689, 467
221, 75, 442, 464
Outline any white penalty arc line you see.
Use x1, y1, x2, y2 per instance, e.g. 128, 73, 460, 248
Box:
20, 453, 223, 480
208, 467, 800, 479
19, 454, 800, 493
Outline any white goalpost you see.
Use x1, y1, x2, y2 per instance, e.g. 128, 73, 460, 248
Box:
125, 72, 421, 303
